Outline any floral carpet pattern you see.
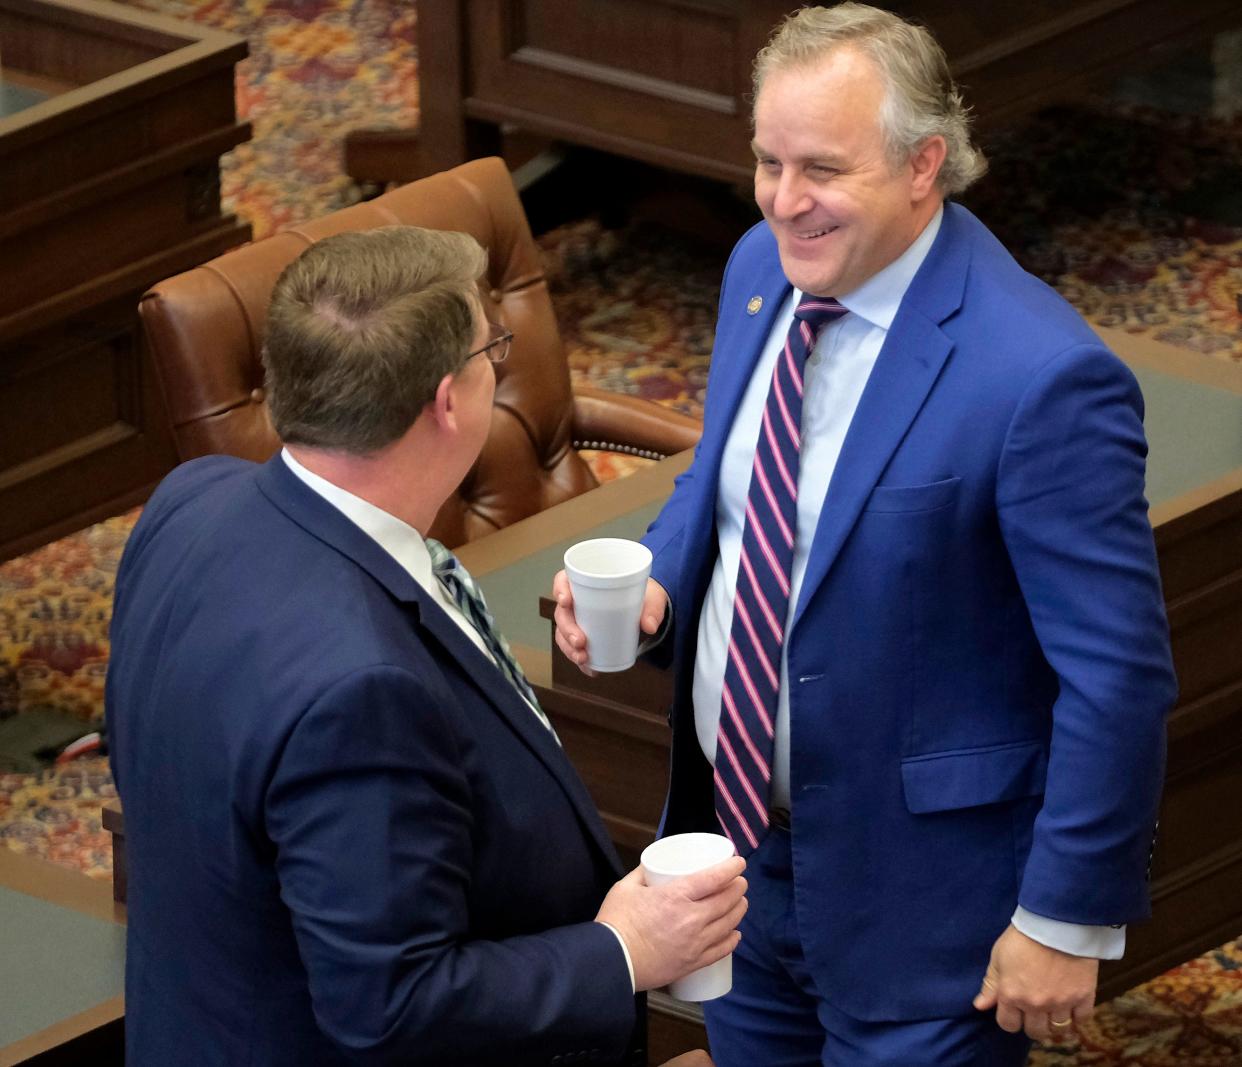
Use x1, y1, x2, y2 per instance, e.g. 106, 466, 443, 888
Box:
5, 0, 1240, 1060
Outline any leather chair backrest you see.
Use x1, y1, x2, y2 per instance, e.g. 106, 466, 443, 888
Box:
139, 157, 597, 546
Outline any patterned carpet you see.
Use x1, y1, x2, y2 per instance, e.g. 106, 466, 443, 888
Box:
3, 0, 1241, 1061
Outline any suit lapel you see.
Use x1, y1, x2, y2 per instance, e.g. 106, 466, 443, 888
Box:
255, 455, 623, 872
676, 250, 792, 593
415, 603, 624, 872
791, 204, 972, 633
792, 314, 952, 631
707, 270, 792, 460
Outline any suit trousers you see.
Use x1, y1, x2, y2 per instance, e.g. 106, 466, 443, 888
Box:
703, 825, 1032, 1067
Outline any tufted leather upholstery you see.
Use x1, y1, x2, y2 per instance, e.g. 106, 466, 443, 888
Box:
138, 157, 701, 547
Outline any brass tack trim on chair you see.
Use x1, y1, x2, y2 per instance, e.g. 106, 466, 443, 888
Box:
573, 440, 666, 461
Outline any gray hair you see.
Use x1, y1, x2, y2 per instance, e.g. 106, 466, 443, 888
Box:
263, 226, 488, 454
753, 3, 987, 195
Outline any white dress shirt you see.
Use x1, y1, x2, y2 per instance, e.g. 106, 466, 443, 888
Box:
688, 210, 1124, 960
282, 449, 493, 659
280, 449, 638, 988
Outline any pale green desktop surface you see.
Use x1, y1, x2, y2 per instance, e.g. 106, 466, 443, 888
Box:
1135, 365, 1242, 508
0, 80, 51, 117
0, 886, 125, 1046
480, 367, 1242, 646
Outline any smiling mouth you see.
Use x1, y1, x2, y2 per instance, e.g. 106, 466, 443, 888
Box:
792, 227, 838, 240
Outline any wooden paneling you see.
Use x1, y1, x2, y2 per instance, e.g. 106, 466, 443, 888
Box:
392, 0, 1242, 187
515, 0, 741, 105
459, 0, 767, 182
0, 0, 252, 560
0, 0, 183, 83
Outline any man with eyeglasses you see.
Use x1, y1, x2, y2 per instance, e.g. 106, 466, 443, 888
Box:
106, 225, 744, 1067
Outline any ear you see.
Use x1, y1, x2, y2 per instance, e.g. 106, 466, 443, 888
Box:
910, 134, 947, 201
428, 371, 459, 434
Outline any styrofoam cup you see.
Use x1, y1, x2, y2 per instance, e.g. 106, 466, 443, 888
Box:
640, 832, 737, 1001
563, 538, 653, 672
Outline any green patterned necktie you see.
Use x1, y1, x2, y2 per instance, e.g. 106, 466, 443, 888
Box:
425, 538, 558, 741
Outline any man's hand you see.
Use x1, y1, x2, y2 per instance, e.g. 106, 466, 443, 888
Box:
973, 924, 1098, 1042
552, 570, 668, 675
659, 1054, 713, 1067
596, 858, 747, 992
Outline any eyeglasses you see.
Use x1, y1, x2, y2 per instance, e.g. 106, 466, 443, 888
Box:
466, 322, 513, 364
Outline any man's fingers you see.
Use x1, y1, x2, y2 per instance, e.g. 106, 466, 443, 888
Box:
553, 627, 587, 666
973, 968, 999, 1011
1044, 1011, 1076, 1042
552, 571, 584, 648
691, 929, 743, 971
658, 1052, 713, 1067
552, 601, 584, 647
1026, 1021, 1051, 1043
699, 897, 748, 946
552, 569, 574, 607
678, 857, 746, 900
641, 579, 669, 635
695, 893, 748, 942
994, 1002, 1024, 1034
619, 865, 645, 888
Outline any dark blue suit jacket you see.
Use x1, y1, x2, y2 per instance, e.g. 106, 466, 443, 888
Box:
644, 203, 1177, 1020
106, 455, 639, 1065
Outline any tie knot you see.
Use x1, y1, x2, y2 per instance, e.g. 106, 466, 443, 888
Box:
425, 536, 456, 579
794, 297, 848, 334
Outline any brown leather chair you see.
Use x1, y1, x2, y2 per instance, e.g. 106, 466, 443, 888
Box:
138, 156, 700, 547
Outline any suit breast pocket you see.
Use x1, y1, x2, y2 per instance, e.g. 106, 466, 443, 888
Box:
863, 475, 961, 514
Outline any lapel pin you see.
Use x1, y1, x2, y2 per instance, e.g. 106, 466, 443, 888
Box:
747, 296, 763, 315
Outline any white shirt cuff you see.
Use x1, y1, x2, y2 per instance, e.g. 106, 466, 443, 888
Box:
597, 921, 636, 992
1012, 906, 1126, 960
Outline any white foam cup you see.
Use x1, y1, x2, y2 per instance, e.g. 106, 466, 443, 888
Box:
563, 538, 653, 672
640, 832, 737, 1001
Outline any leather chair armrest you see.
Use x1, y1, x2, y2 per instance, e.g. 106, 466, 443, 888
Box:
571, 386, 701, 460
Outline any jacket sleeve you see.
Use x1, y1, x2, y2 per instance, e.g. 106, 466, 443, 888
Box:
996, 342, 1177, 925
264, 665, 636, 1066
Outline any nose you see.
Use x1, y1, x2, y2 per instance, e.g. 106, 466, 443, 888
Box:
769, 170, 811, 221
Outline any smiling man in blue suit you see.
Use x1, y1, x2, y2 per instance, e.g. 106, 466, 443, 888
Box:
553, 4, 1177, 1065
106, 226, 746, 1066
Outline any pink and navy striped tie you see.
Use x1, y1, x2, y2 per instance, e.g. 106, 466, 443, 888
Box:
715, 296, 848, 853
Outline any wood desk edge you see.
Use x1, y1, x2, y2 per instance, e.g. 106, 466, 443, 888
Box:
0, 995, 124, 1067
0, 845, 124, 925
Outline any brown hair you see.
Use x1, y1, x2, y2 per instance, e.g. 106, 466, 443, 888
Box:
263, 225, 488, 453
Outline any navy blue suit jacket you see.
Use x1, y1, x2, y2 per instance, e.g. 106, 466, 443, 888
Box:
107, 455, 639, 1065
644, 203, 1177, 1020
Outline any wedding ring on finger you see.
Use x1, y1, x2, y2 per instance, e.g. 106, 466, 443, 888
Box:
1049, 1016, 1073, 1029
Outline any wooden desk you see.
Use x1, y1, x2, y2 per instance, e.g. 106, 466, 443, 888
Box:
0, 848, 125, 1067
0, 0, 251, 561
